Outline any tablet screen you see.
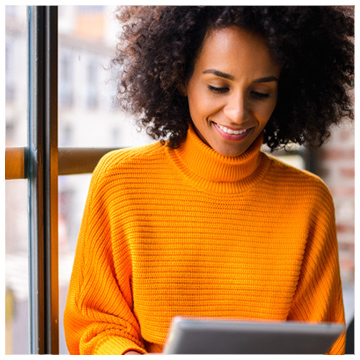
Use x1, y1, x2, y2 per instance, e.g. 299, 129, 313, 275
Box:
163, 316, 345, 354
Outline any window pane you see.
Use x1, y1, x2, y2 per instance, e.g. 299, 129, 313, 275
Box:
5, 6, 28, 147
5, 6, 29, 354
5, 181, 29, 354
58, 6, 154, 354
58, 5, 154, 148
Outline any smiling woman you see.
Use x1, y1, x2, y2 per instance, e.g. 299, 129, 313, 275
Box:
63, 6, 354, 355
183, 26, 281, 157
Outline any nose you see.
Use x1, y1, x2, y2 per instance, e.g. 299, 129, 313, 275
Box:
223, 93, 250, 124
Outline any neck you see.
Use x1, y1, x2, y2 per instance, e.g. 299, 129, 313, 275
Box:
166, 124, 270, 193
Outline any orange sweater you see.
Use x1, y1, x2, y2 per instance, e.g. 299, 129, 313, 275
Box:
64, 125, 345, 355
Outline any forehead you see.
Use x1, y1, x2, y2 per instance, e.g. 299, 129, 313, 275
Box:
194, 26, 281, 77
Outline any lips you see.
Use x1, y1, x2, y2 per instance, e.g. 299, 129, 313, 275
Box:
216, 123, 248, 135
213, 122, 252, 141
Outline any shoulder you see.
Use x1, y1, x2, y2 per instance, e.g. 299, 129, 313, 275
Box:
86, 141, 165, 195
93, 141, 164, 177
263, 152, 334, 205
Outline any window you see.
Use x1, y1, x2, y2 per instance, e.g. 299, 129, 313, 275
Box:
5, 41, 16, 102
5, 5, 29, 355
86, 59, 99, 108
59, 52, 74, 107
5, 5, 354, 355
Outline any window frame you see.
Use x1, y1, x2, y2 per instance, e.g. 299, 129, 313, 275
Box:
27, 6, 59, 354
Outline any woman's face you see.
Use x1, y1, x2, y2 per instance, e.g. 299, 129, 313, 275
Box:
184, 26, 281, 157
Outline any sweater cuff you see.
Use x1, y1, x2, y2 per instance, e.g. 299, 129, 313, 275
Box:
93, 335, 147, 355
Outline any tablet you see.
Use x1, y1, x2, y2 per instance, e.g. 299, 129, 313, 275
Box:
163, 316, 345, 354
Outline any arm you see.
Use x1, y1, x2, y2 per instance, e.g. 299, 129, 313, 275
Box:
287, 183, 345, 354
63, 158, 147, 355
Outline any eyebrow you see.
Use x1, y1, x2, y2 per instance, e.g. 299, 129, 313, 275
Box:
253, 76, 279, 83
203, 69, 235, 80
202, 69, 279, 83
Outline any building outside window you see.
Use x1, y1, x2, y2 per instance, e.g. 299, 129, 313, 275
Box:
59, 52, 74, 108
5, 5, 29, 355
6, 41, 16, 102
86, 59, 99, 109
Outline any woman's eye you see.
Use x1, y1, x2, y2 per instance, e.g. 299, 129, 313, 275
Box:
251, 91, 270, 99
208, 85, 229, 94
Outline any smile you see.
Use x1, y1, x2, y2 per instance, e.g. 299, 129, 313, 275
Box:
216, 124, 248, 135
213, 122, 252, 142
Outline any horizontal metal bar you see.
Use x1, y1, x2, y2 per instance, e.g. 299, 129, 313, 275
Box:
5, 147, 119, 179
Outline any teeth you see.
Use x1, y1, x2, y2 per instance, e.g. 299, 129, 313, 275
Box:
217, 124, 247, 135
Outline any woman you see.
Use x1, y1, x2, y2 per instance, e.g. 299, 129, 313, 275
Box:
64, 6, 354, 355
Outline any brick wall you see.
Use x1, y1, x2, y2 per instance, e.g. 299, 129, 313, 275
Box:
317, 120, 355, 285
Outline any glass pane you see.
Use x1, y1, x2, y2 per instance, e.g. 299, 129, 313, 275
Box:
58, 6, 154, 354
5, 6, 29, 354
58, 5, 154, 148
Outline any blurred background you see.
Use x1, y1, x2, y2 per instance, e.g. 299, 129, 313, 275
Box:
5, 5, 354, 354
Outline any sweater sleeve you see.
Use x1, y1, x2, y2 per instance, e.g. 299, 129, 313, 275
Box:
287, 181, 346, 355
63, 156, 147, 355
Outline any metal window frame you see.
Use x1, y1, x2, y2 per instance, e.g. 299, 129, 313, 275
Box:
28, 6, 58, 354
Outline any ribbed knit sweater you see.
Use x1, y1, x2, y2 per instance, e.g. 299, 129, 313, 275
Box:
64, 125, 345, 355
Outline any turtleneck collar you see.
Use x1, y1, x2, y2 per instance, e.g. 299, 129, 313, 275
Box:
166, 123, 270, 194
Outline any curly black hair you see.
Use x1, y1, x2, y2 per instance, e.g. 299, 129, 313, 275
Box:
113, 6, 354, 151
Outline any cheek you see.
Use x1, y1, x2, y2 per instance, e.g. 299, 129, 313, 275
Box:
256, 100, 278, 125
188, 90, 214, 120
